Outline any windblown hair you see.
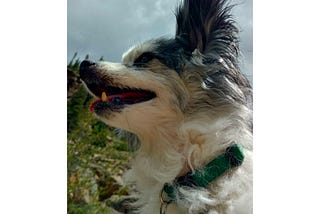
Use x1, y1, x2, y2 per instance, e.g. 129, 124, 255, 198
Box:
175, 0, 251, 107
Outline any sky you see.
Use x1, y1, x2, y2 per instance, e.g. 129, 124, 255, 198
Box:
67, 0, 252, 80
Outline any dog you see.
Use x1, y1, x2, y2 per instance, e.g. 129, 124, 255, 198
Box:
79, 0, 252, 213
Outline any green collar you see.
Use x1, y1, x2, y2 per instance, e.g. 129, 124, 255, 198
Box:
161, 144, 245, 203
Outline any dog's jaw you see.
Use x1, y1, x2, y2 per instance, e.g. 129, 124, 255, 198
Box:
80, 57, 187, 138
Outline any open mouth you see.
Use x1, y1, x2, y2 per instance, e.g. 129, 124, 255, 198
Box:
85, 83, 157, 112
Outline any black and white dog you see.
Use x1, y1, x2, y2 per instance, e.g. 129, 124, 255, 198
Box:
80, 0, 252, 213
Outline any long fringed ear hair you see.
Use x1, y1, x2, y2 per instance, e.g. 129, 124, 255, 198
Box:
175, 0, 252, 109
175, 0, 239, 63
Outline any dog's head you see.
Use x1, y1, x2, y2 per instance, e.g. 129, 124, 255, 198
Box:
80, 0, 251, 138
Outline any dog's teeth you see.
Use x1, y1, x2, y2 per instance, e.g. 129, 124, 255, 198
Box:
101, 92, 108, 102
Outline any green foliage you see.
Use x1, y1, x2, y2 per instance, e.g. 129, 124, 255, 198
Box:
68, 52, 81, 71
67, 56, 132, 213
68, 203, 113, 214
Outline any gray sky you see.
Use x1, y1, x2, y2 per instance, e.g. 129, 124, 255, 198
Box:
67, 0, 252, 80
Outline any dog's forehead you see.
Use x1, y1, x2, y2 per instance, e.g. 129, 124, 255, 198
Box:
122, 41, 157, 65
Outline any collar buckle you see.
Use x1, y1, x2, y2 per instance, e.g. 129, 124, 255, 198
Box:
160, 186, 173, 214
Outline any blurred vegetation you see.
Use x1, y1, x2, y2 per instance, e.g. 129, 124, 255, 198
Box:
67, 54, 134, 213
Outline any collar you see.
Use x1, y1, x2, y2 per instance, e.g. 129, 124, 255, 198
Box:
160, 144, 245, 207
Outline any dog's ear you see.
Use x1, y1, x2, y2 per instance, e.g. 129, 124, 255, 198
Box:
175, 0, 239, 58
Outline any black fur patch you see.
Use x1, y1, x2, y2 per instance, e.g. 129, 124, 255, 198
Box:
175, 0, 239, 62
133, 52, 155, 66
153, 38, 190, 73
133, 38, 190, 74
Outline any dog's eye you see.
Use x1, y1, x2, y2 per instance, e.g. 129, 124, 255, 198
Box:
134, 52, 154, 66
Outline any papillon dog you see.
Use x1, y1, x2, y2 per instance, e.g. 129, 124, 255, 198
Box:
80, 0, 252, 213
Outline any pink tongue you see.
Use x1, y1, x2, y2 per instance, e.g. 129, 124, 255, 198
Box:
89, 91, 149, 112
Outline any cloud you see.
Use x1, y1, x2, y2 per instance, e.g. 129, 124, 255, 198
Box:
68, 0, 177, 61
68, 0, 252, 80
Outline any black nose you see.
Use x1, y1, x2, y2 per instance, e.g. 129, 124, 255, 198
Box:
79, 60, 96, 80
80, 60, 96, 71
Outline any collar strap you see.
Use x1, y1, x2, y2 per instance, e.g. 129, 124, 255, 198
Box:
162, 144, 245, 202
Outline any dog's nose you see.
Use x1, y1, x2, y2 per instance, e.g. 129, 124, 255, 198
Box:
80, 60, 96, 71
79, 60, 96, 80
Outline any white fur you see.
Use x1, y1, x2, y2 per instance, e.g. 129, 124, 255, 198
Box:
122, 113, 252, 214
83, 39, 254, 213
82, 4, 252, 212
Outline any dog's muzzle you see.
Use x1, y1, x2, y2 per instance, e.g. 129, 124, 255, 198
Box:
79, 60, 157, 113
79, 60, 97, 82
